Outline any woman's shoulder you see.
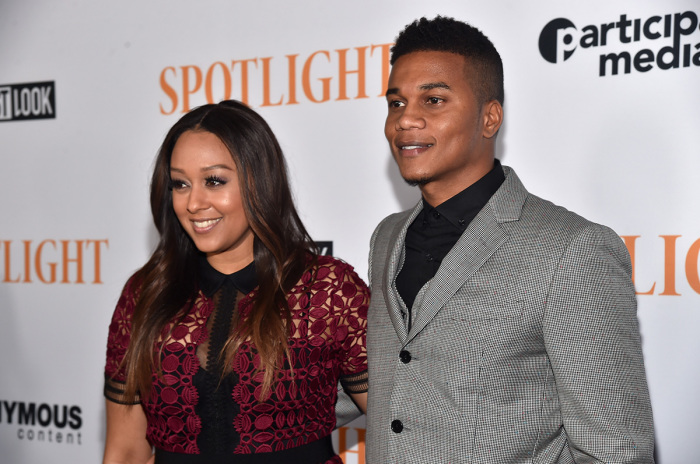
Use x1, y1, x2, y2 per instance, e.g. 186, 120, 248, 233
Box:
114, 269, 150, 311
311, 255, 367, 288
314, 255, 354, 275
315, 254, 349, 268
121, 269, 145, 296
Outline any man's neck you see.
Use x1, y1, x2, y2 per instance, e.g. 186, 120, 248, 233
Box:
420, 159, 496, 207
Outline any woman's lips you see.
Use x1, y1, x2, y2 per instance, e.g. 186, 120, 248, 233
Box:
191, 218, 221, 233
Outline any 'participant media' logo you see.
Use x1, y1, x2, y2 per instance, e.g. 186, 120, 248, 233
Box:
538, 11, 700, 75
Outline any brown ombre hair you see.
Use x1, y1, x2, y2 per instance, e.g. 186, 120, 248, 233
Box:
121, 100, 316, 401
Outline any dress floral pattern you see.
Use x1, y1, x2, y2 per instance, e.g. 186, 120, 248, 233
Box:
105, 256, 368, 462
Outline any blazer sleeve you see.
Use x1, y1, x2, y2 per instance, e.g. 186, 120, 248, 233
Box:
335, 214, 395, 429
368, 214, 396, 289
543, 223, 655, 462
334, 385, 363, 429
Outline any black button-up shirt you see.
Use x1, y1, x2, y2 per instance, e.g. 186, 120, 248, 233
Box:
396, 160, 505, 320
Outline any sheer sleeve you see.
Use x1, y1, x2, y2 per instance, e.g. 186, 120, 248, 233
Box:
330, 260, 369, 394
104, 274, 141, 405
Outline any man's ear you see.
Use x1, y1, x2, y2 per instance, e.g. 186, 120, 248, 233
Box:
482, 100, 503, 139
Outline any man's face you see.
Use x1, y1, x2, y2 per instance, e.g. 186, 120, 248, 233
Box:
384, 50, 498, 204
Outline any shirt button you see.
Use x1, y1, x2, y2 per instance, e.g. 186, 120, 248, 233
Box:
399, 350, 412, 364
433, 211, 441, 218
458, 219, 466, 227
425, 253, 434, 262
391, 419, 404, 433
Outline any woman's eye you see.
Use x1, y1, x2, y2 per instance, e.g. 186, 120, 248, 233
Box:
205, 176, 227, 187
170, 179, 188, 190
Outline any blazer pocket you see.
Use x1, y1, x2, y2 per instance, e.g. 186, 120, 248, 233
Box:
446, 299, 524, 323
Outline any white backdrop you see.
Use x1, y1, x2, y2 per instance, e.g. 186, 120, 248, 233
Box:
1, 1, 698, 463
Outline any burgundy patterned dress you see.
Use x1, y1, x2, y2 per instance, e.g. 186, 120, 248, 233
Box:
105, 255, 369, 463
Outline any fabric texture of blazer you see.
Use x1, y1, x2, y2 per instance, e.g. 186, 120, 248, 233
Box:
364, 166, 655, 463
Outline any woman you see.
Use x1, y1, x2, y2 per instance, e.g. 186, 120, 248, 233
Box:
103, 100, 368, 464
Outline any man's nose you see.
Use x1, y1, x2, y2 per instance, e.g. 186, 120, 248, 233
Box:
396, 103, 426, 130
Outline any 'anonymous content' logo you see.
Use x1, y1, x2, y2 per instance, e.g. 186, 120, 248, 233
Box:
538, 11, 700, 75
0, 399, 83, 446
0, 81, 56, 122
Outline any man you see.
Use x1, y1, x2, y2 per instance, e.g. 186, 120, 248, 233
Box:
364, 16, 655, 463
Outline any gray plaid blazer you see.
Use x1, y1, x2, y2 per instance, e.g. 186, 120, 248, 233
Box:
364, 166, 655, 463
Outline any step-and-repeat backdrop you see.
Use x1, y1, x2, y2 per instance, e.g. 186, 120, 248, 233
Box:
1, 1, 698, 462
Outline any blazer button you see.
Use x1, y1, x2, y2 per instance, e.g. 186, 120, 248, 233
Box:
399, 350, 412, 364
391, 419, 403, 433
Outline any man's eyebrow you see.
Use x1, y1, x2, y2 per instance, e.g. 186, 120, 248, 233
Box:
420, 82, 450, 91
385, 82, 451, 97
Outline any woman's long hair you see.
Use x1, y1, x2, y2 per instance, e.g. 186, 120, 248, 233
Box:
121, 100, 316, 402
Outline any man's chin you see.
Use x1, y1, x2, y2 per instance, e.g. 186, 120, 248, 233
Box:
402, 175, 432, 187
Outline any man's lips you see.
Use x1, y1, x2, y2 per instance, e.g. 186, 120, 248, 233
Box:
191, 218, 221, 232
396, 142, 434, 155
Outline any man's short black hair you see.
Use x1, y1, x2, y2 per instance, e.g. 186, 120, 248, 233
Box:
391, 16, 504, 106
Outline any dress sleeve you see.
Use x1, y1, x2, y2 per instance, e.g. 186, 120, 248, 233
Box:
331, 260, 370, 394
104, 274, 141, 405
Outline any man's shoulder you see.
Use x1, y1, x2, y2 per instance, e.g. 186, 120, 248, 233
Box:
524, 191, 608, 231
505, 190, 629, 267
500, 166, 607, 232
377, 208, 413, 231
368, 207, 418, 272
522, 191, 588, 223
371, 204, 418, 241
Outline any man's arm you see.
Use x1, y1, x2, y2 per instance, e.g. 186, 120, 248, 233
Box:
335, 383, 363, 428
544, 224, 655, 463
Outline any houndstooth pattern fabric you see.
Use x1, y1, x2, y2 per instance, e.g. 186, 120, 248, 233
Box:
365, 166, 655, 463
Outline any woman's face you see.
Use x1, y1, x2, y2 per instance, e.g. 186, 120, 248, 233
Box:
170, 130, 254, 274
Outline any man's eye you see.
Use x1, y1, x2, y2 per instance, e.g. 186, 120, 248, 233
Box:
427, 97, 443, 104
388, 100, 405, 108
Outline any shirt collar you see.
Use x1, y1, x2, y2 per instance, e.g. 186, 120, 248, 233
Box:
421, 159, 505, 230
198, 256, 258, 297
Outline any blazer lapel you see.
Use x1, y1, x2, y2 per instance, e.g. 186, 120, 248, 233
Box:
406, 166, 527, 342
383, 203, 424, 344
407, 209, 508, 341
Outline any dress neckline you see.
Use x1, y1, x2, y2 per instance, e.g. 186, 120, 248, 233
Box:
197, 256, 257, 297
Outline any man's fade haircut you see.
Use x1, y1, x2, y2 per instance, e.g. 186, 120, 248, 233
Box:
390, 16, 504, 107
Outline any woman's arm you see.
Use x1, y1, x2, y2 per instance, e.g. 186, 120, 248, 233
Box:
349, 392, 367, 414
103, 400, 153, 464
